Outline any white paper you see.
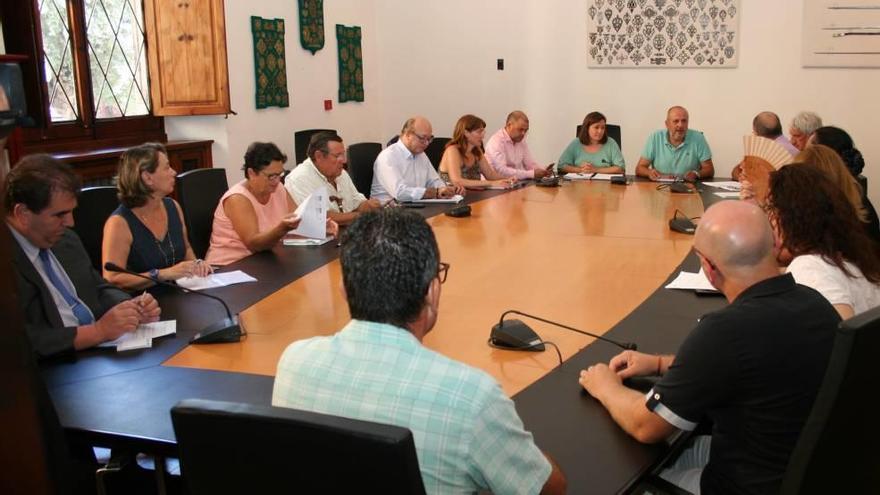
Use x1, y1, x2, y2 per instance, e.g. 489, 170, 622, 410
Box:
413, 194, 464, 204
713, 192, 741, 198
100, 320, 177, 352
665, 268, 718, 292
177, 270, 257, 291
564, 173, 622, 181
283, 236, 334, 247
703, 181, 742, 191
290, 186, 328, 239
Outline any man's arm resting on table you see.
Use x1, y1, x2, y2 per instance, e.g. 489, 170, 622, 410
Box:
697, 158, 715, 179
580, 363, 677, 443
541, 452, 567, 495
635, 157, 660, 180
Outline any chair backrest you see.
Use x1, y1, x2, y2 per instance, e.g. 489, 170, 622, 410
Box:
347, 142, 382, 198
294, 128, 337, 165
175, 168, 228, 259
172, 399, 426, 495
72, 186, 118, 270
576, 123, 622, 151
424, 137, 451, 170
780, 306, 880, 494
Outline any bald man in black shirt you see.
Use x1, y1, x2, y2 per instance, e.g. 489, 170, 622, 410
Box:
579, 200, 840, 495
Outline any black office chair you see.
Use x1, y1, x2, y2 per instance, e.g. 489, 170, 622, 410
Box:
347, 142, 382, 198
387, 134, 400, 147
171, 399, 426, 494
424, 137, 450, 170
176, 168, 228, 259
779, 306, 880, 494
576, 123, 622, 151
294, 128, 336, 165
72, 186, 118, 270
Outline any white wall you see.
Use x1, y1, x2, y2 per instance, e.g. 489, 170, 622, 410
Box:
166, 0, 383, 184
370, 0, 880, 203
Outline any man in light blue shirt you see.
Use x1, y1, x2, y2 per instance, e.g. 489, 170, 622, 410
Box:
272, 208, 566, 495
370, 116, 464, 202
635, 106, 714, 181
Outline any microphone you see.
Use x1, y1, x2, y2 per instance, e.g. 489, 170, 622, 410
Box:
104, 262, 242, 344
490, 309, 637, 352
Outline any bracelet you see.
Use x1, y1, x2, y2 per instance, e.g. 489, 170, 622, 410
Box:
656, 355, 662, 376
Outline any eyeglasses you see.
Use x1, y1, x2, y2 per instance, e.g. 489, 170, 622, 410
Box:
261, 170, 284, 182
327, 151, 346, 160
437, 262, 450, 283
412, 132, 434, 144
329, 195, 344, 211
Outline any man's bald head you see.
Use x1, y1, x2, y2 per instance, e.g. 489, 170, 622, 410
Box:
694, 200, 776, 274
752, 112, 783, 139
400, 116, 433, 154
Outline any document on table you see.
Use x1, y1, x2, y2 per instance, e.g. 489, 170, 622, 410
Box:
283, 236, 334, 247
703, 181, 742, 191
413, 194, 464, 204
564, 173, 622, 181
665, 268, 718, 292
99, 320, 177, 352
714, 191, 741, 198
290, 186, 328, 239
177, 270, 257, 291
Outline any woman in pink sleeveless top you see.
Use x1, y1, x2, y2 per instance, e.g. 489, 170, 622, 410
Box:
206, 142, 337, 265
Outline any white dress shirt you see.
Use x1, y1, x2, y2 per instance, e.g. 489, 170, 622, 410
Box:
284, 157, 366, 213
370, 140, 445, 202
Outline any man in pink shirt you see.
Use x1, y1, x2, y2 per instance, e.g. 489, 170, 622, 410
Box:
485, 111, 552, 180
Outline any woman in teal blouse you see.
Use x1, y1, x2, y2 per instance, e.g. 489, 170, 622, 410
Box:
557, 111, 625, 175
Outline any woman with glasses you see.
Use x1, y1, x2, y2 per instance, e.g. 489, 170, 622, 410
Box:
102, 143, 213, 290
557, 111, 624, 175
206, 142, 338, 266
438, 114, 517, 190
766, 164, 880, 318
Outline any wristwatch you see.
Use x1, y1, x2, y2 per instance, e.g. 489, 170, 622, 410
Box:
149, 268, 160, 281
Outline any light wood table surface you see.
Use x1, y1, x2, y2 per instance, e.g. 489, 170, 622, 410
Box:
165, 180, 704, 395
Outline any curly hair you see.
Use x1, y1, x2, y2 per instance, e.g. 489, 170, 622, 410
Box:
767, 164, 880, 283
812, 126, 865, 176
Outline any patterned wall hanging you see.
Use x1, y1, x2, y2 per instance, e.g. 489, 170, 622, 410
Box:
251, 16, 290, 109
586, 0, 740, 68
336, 25, 364, 103
298, 0, 324, 54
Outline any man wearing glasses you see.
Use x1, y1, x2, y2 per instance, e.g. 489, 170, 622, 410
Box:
370, 116, 464, 202
273, 208, 566, 494
284, 131, 381, 226
485, 110, 553, 180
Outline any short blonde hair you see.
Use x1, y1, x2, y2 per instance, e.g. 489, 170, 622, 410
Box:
116, 143, 167, 208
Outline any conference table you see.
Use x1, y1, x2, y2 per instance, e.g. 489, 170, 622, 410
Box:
42, 178, 729, 494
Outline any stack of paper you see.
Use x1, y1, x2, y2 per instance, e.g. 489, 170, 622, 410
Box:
414, 194, 464, 204
177, 271, 257, 291
99, 320, 177, 352
664, 268, 717, 292
564, 173, 622, 181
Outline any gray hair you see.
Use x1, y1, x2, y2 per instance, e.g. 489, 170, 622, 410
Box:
790, 111, 823, 134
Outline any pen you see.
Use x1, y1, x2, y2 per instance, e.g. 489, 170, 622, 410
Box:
589, 172, 598, 180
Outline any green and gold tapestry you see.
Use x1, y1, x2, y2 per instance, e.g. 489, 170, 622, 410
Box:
298, 0, 324, 54
336, 25, 364, 103
251, 16, 289, 109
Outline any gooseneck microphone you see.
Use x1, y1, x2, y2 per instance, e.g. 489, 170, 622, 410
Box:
104, 262, 243, 344
490, 309, 637, 353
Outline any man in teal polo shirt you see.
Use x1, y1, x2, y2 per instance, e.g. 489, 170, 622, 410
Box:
635, 106, 714, 181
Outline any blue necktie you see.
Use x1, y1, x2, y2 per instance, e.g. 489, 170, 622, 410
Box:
38, 249, 95, 325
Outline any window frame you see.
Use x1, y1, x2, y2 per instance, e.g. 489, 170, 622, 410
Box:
0, 0, 166, 155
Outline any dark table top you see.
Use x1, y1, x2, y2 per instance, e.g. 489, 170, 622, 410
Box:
42, 179, 729, 492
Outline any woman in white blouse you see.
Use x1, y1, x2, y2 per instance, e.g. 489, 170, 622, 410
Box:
766, 164, 880, 318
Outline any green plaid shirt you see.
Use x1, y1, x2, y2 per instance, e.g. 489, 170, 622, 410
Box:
272, 319, 551, 494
